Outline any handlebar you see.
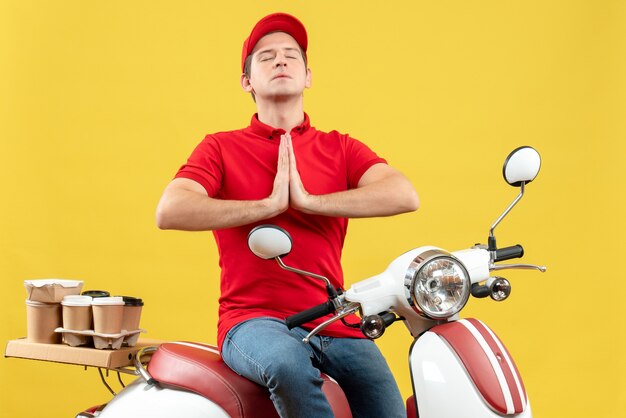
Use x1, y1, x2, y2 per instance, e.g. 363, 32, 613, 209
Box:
490, 244, 546, 272
494, 244, 524, 262
285, 300, 335, 329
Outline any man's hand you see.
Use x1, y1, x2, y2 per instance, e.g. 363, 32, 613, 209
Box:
266, 134, 291, 215
285, 134, 316, 213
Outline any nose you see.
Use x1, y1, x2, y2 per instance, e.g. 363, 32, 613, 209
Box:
273, 52, 288, 68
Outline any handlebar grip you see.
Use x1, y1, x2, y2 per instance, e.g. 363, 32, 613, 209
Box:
494, 244, 524, 262
285, 300, 335, 330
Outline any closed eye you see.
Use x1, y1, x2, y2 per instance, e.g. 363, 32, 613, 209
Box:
257, 51, 275, 62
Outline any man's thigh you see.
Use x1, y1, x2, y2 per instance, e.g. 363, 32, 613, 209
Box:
221, 317, 317, 386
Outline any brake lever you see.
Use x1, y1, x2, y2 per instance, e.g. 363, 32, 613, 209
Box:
490, 263, 547, 272
302, 302, 360, 344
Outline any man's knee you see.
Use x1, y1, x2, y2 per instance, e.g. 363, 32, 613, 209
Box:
263, 345, 313, 377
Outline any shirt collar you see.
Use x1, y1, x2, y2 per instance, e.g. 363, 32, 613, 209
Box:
248, 113, 311, 140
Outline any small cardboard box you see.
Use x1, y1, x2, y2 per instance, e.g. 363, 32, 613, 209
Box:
24, 279, 84, 303
4, 338, 164, 369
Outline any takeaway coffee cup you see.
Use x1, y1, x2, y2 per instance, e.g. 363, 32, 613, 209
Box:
61, 295, 93, 331
25, 300, 62, 343
119, 296, 144, 331
92, 296, 125, 334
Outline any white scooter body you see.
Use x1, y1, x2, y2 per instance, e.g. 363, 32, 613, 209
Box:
409, 325, 531, 417
96, 378, 229, 418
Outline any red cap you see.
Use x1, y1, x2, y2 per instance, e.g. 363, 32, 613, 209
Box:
241, 13, 308, 71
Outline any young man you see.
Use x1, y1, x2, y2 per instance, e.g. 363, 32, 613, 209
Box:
156, 13, 418, 418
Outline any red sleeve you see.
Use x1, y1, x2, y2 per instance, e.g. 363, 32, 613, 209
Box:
174, 135, 224, 197
342, 135, 387, 189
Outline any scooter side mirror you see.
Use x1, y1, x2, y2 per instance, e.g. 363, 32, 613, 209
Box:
247, 225, 293, 259
502, 146, 541, 187
489, 146, 542, 251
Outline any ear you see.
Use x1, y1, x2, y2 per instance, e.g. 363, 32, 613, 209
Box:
305, 68, 312, 89
241, 73, 253, 93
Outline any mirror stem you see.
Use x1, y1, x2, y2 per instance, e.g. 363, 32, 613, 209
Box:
275, 257, 337, 298
488, 182, 526, 251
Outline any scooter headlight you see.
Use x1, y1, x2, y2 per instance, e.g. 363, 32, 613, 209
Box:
406, 250, 471, 319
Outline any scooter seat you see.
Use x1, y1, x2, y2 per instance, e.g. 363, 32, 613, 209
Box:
147, 341, 352, 418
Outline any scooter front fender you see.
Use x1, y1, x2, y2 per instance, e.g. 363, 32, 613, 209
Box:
97, 377, 230, 418
409, 318, 531, 417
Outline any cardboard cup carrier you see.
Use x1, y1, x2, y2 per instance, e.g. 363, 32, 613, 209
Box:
92, 297, 125, 334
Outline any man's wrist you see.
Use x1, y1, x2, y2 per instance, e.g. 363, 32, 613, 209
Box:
261, 196, 286, 219
292, 192, 319, 215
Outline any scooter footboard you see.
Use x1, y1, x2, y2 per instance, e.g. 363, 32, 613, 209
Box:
409, 318, 531, 417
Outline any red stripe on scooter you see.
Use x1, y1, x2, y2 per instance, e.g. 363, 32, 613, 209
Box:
432, 321, 508, 414
467, 319, 527, 413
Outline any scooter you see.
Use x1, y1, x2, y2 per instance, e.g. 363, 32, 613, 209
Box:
78, 146, 545, 418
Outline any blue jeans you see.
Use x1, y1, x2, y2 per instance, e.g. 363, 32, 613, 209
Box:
221, 317, 405, 418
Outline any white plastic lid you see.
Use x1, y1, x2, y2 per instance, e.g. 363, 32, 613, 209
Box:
91, 296, 124, 306
24, 279, 84, 288
62, 295, 93, 306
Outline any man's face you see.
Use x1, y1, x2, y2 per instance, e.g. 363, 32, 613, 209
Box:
242, 31, 311, 101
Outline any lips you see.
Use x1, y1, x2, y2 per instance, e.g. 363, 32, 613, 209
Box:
272, 74, 291, 80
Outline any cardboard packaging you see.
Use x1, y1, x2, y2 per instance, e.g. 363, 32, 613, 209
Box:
25, 279, 84, 303
4, 338, 164, 369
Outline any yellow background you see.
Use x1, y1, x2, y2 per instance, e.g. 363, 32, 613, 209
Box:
1, 1, 624, 417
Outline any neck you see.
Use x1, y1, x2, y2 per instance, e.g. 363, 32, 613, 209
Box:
255, 96, 305, 132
